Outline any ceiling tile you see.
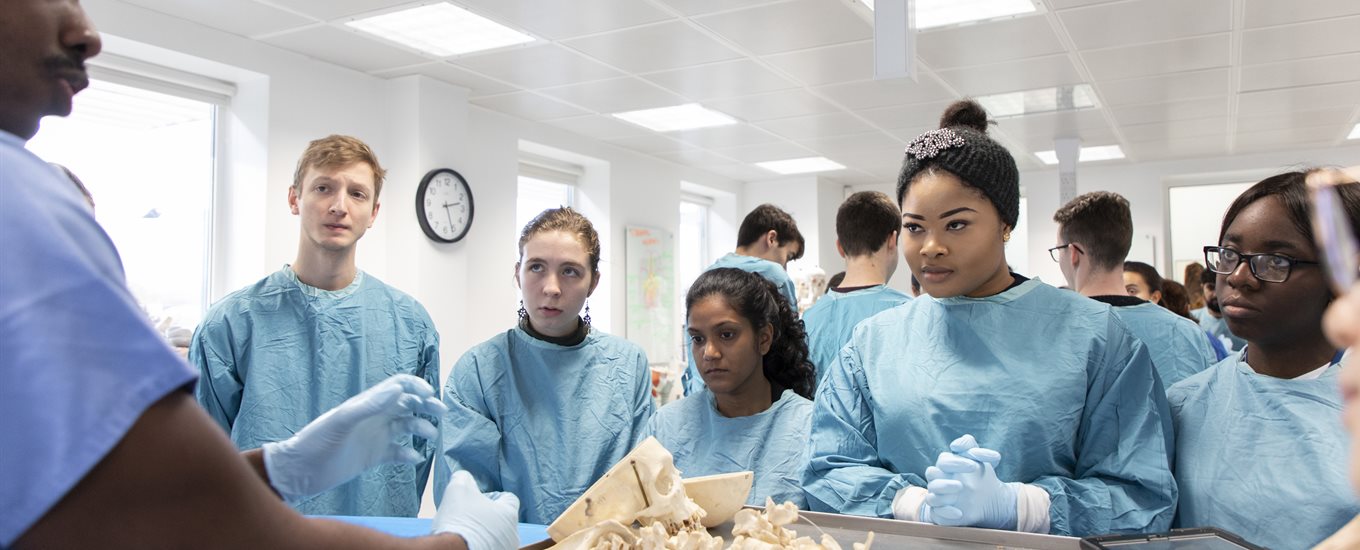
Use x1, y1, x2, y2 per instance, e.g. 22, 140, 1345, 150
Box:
813, 76, 953, 111
604, 134, 696, 155
544, 115, 652, 140
537, 77, 688, 113
563, 21, 742, 73
1241, 16, 1360, 65
122, 0, 315, 36
1081, 34, 1229, 81
858, 100, 955, 130
709, 141, 819, 163
936, 54, 1082, 97
450, 44, 623, 89
703, 89, 839, 122
1235, 107, 1356, 134
470, 92, 590, 120
1058, 0, 1229, 50
756, 112, 876, 140
918, 16, 1064, 69
994, 109, 1111, 139
1240, 53, 1360, 92
641, 60, 797, 101
670, 124, 785, 149
1128, 137, 1229, 161
1095, 69, 1230, 106
1243, 0, 1360, 28
372, 62, 516, 97
1110, 98, 1231, 125
706, 163, 785, 181
1120, 117, 1229, 143
761, 41, 873, 87
1013, 127, 1120, 153
652, 0, 783, 17
797, 132, 904, 160
1048, 0, 1124, 9
263, 0, 409, 21
261, 26, 430, 72
650, 149, 742, 167
693, 0, 870, 56
886, 126, 935, 141
1236, 81, 1360, 115
453, 0, 673, 40
1235, 124, 1343, 150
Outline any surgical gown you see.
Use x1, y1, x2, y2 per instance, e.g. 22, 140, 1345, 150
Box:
804, 278, 1177, 537
1110, 302, 1216, 386
803, 285, 911, 385
438, 326, 655, 525
683, 253, 798, 394
1169, 352, 1359, 550
644, 389, 813, 508
1190, 307, 1247, 351
190, 266, 440, 517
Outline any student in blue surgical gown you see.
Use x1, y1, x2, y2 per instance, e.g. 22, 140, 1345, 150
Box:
645, 268, 817, 507
437, 207, 655, 525
1168, 171, 1360, 550
803, 100, 1176, 537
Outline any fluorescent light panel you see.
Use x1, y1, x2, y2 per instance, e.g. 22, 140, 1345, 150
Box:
1349, 123, 1359, 140
862, 0, 1037, 30
1034, 145, 1125, 165
346, 3, 534, 57
612, 104, 738, 132
755, 157, 846, 175
975, 84, 1097, 119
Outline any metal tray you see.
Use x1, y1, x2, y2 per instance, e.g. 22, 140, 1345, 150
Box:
525, 508, 1081, 549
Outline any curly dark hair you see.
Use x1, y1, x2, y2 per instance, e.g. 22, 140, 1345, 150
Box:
686, 268, 816, 400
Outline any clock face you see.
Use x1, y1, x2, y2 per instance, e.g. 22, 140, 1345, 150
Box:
417, 169, 474, 243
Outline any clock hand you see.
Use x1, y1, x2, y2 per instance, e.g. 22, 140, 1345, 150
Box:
443, 202, 454, 229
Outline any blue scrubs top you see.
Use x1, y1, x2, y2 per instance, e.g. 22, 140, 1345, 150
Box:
804, 278, 1177, 537
1110, 302, 1216, 386
803, 285, 911, 386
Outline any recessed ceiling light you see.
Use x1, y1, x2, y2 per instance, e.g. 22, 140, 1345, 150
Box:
346, 3, 534, 57
755, 157, 847, 175
612, 104, 738, 132
861, 0, 1038, 30
975, 85, 1098, 119
1349, 123, 1359, 140
1034, 145, 1125, 165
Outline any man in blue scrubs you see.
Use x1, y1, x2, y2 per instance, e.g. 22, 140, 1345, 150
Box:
803, 191, 910, 384
1053, 191, 1216, 386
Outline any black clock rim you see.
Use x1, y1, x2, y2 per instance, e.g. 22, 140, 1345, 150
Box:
415, 168, 475, 243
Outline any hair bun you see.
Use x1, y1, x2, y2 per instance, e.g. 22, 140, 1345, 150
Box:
939, 99, 990, 134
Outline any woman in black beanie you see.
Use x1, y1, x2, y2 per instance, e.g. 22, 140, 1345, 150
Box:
803, 100, 1176, 537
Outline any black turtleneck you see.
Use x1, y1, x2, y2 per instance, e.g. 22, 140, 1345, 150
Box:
519, 316, 589, 346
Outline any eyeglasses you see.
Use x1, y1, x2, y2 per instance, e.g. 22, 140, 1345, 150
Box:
1203, 245, 1319, 283
1048, 243, 1078, 262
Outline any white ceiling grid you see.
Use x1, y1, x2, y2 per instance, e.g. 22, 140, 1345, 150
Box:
118, 0, 1360, 183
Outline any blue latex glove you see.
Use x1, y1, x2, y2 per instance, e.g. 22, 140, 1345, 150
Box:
921, 434, 1019, 530
262, 374, 447, 502
432, 470, 521, 550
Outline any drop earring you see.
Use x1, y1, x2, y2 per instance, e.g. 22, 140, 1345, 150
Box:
517, 300, 527, 320
582, 302, 592, 326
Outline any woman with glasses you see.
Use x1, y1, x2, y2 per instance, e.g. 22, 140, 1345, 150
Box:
1168, 171, 1360, 550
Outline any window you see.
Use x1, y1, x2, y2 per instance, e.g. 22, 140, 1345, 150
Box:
27, 78, 217, 333
516, 153, 581, 231
677, 197, 710, 295
1169, 182, 1253, 277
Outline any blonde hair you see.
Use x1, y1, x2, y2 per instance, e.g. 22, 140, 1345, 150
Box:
291, 135, 387, 199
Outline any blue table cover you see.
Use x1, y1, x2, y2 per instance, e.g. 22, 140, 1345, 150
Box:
317, 516, 550, 547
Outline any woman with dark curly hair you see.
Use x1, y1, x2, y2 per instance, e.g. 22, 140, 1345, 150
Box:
645, 267, 816, 507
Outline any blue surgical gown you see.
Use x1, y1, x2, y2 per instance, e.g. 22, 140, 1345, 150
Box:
1111, 302, 1216, 386
804, 278, 1177, 536
644, 389, 813, 508
190, 266, 440, 517
438, 326, 655, 525
1, 130, 198, 546
683, 253, 798, 394
1191, 307, 1247, 351
1169, 352, 1360, 550
803, 285, 911, 385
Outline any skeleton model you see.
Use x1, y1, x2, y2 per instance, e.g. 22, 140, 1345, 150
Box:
548, 438, 874, 550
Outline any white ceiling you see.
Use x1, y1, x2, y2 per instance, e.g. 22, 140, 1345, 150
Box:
119, 0, 1360, 184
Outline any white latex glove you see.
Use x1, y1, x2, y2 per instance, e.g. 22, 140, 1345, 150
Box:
262, 374, 447, 502
432, 470, 521, 550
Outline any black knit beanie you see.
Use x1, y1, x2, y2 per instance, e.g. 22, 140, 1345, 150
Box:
896, 100, 1020, 228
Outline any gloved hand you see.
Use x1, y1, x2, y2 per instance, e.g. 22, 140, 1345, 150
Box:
262, 374, 447, 502
432, 470, 521, 550
920, 434, 1019, 530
